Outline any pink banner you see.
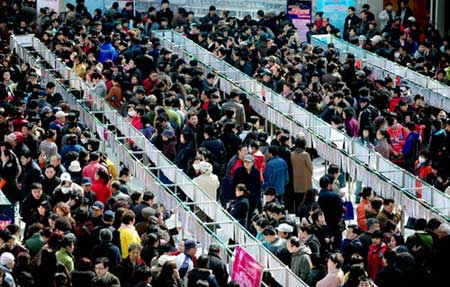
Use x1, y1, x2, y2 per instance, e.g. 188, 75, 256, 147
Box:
231, 246, 263, 287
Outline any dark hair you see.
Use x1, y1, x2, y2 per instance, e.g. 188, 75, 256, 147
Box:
361, 187, 373, 199
328, 253, 344, 268
122, 210, 136, 225
268, 145, 279, 156
95, 257, 110, 268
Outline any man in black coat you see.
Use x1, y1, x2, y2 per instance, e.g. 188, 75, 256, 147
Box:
318, 175, 344, 248
201, 125, 227, 166
19, 149, 44, 198
20, 182, 50, 227
206, 244, 229, 287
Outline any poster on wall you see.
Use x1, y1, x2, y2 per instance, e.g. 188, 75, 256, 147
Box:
317, 0, 355, 36
287, 0, 312, 43
231, 246, 263, 287
36, 0, 60, 14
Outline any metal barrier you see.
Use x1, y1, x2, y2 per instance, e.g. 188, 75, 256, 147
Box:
102, 0, 285, 18
11, 35, 309, 287
154, 30, 450, 222
311, 35, 450, 111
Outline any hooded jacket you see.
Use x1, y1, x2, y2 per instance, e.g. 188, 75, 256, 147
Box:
290, 246, 312, 281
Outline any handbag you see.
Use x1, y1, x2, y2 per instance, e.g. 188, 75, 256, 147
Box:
343, 200, 355, 221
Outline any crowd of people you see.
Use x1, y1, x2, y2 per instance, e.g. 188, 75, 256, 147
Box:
308, 1, 450, 85
0, 0, 450, 287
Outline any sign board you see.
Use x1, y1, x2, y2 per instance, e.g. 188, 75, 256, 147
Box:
37, 0, 60, 14
317, 0, 355, 37
231, 246, 263, 287
287, 0, 312, 43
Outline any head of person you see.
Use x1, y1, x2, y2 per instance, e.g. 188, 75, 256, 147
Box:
128, 243, 142, 262
327, 253, 344, 270
263, 187, 277, 203
94, 257, 110, 277
31, 183, 43, 200
371, 230, 383, 246
184, 240, 197, 257
382, 198, 395, 213
263, 226, 277, 243
366, 218, 380, 233
361, 187, 375, 201
286, 236, 303, 254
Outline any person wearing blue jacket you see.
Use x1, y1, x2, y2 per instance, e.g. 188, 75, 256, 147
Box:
402, 122, 421, 173
99, 36, 118, 64
263, 145, 289, 200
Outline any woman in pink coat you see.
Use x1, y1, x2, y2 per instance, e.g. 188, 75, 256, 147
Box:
317, 253, 344, 287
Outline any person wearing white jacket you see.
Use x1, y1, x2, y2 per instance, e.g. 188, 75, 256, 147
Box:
378, 3, 396, 30
193, 161, 220, 200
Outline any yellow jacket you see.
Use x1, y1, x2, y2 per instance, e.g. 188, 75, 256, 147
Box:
119, 224, 141, 259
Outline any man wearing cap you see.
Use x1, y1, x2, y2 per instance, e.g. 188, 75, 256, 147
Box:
193, 161, 220, 200
90, 201, 105, 226
276, 223, 294, 239
176, 239, 197, 280
79, 177, 96, 204
206, 244, 228, 287
233, 154, 262, 223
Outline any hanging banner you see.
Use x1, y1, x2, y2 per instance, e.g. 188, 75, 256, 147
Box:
36, 0, 61, 14
231, 246, 263, 287
287, 0, 312, 43
317, 0, 355, 37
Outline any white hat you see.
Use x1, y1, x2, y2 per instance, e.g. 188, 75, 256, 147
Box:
158, 255, 176, 266
68, 161, 81, 172
55, 111, 68, 118
276, 223, 294, 233
199, 161, 213, 174
60, 172, 72, 182
0, 252, 14, 266
407, 16, 416, 22
370, 35, 382, 44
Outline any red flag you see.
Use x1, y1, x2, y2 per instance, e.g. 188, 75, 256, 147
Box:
355, 59, 361, 69
396, 76, 401, 86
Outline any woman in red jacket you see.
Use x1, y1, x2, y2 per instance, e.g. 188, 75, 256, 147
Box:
367, 230, 387, 280
91, 169, 111, 204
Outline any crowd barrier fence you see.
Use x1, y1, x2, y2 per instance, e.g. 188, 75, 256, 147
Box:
311, 35, 450, 112
10, 35, 308, 287
154, 30, 450, 223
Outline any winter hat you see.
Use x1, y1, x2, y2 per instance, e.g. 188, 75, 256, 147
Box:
68, 161, 81, 172
99, 228, 113, 242
0, 252, 14, 266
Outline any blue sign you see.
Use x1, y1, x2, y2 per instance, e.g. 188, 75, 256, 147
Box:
317, 0, 355, 36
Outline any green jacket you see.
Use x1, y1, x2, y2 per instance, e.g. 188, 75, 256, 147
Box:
24, 233, 44, 256
56, 247, 74, 272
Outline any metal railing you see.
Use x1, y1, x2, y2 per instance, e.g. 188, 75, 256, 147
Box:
154, 30, 450, 222
311, 34, 450, 111
11, 34, 308, 287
